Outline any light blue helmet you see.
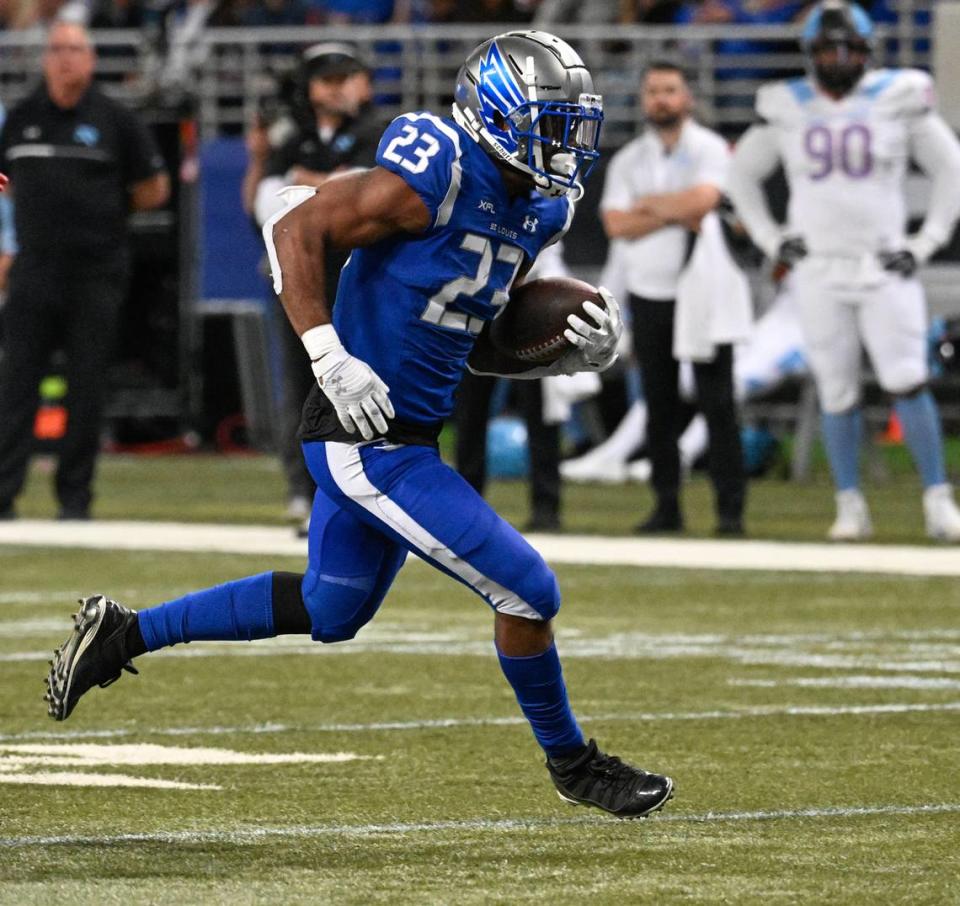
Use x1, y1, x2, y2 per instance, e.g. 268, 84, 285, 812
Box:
802, 1, 874, 94
452, 30, 603, 200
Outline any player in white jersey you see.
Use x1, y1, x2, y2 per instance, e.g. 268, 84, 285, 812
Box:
728, 0, 960, 541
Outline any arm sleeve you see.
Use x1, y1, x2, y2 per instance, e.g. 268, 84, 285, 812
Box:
598, 148, 633, 213
908, 112, 960, 259
117, 106, 166, 185
375, 113, 461, 227
727, 124, 785, 259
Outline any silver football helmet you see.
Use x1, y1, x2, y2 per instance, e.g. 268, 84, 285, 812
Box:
452, 30, 603, 200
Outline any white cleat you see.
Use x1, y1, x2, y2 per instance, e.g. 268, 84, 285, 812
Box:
828, 489, 873, 541
923, 484, 960, 542
560, 456, 627, 484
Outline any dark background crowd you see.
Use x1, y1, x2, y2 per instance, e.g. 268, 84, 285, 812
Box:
0, 0, 922, 34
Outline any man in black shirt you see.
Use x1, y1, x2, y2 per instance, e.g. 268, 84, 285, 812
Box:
243, 43, 381, 526
0, 21, 169, 519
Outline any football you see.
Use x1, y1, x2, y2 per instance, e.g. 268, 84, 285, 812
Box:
490, 276, 604, 365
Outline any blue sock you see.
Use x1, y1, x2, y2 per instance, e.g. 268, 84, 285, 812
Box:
497, 642, 585, 759
821, 409, 863, 491
138, 572, 275, 651
894, 391, 947, 489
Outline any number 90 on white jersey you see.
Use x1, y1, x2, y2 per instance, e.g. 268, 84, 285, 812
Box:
755, 68, 934, 257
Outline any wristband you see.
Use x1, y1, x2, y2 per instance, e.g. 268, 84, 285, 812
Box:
301, 323, 340, 362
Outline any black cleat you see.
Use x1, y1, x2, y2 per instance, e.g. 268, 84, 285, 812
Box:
634, 506, 683, 535
44, 595, 140, 721
546, 739, 674, 819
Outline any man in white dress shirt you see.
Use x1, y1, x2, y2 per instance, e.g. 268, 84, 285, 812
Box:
601, 61, 746, 535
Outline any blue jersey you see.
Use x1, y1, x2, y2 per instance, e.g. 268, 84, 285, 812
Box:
332, 111, 572, 426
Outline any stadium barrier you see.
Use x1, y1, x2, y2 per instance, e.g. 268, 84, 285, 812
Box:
0, 18, 932, 144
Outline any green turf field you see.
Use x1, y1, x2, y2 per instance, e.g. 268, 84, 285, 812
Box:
1, 455, 959, 903
9, 442, 960, 541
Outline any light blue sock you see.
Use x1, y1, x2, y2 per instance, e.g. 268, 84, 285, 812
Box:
497, 642, 585, 759
894, 391, 947, 488
138, 572, 275, 651
821, 409, 863, 491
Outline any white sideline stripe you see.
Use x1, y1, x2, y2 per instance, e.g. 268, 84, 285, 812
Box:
3, 701, 959, 743
2, 519, 960, 576
3, 803, 959, 848
324, 443, 543, 620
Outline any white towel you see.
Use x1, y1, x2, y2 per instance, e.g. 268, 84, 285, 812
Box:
542, 371, 602, 425
673, 211, 753, 362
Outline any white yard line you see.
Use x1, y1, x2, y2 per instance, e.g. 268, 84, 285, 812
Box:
2, 701, 958, 744
2, 803, 958, 848
2, 519, 960, 576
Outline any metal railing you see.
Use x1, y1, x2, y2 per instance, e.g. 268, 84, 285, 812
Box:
0, 16, 932, 143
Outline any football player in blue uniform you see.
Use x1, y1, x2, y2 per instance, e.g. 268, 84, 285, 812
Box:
46, 31, 674, 819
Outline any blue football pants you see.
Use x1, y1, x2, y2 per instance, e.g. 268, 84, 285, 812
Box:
299, 440, 561, 643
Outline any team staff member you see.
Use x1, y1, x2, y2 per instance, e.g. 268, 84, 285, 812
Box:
454, 242, 575, 533
0, 21, 169, 520
243, 43, 381, 526
601, 61, 746, 535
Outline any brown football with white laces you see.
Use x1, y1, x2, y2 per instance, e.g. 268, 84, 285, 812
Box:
490, 277, 604, 365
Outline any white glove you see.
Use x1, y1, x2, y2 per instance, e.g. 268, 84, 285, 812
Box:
557, 286, 623, 374
302, 324, 394, 441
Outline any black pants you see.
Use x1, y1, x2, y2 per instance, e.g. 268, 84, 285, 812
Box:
0, 253, 128, 513
630, 294, 745, 521
276, 311, 315, 501
454, 371, 560, 523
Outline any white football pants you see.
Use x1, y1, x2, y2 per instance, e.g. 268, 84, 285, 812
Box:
792, 257, 928, 413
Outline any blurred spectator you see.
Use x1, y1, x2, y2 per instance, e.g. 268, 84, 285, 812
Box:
0, 21, 169, 519
453, 0, 533, 23
601, 61, 747, 535
321, 0, 393, 23
534, 0, 618, 24
674, 0, 813, 95
241, 0, 309, 26
619, 0, 683, 24
6, 0, 70, 30
453, 243, 578, 534
88, 0, 144, 28
243, 44, 382, 529
396, 0, 533, 21
676, 0, 810, 27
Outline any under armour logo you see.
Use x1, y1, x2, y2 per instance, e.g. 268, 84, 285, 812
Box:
478, 199, 495, 213
523, 215, 539, 233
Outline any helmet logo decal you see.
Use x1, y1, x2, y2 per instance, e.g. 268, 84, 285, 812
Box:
479, 42, 526, 115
